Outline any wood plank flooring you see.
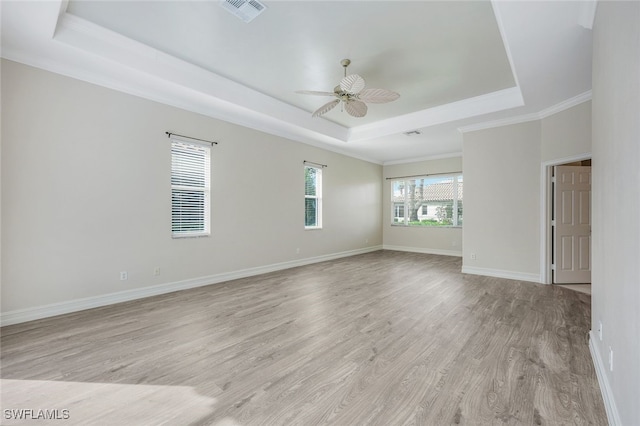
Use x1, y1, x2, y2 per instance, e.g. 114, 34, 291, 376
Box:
1, 251, 606, 425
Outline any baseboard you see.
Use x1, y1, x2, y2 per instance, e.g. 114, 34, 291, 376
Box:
382, 245, 462, 257
0, 246, 383, 327
461, 265, 540, 283
589, 332, 622, 426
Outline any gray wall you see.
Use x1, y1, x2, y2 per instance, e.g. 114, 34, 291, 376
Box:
591, 2, 640, 424
461, 101, 592, 282
541, 101, 592, 162
1, 60, 383, 320
462, 121, 542, 281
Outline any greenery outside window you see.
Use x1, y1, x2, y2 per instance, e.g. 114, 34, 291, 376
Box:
391, 174, 463, 227
305, 165, 322, 229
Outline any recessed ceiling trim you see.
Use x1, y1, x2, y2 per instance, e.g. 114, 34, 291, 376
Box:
457, 90, 592, 134
50, 10, 527, 149
383, 151, 463, 167
491, 0, 521, 89
348, 86, 524, 142
52, 11, 351, 143
1, 0, 594, 164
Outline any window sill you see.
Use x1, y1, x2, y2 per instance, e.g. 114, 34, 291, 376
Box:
305, 227, 323, 231
390, 224, 462, 229
172, 233, 211, 239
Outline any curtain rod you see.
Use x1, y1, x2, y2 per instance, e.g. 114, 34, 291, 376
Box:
166, 132, 218, 145
385, 171, 462, 180
304, 160, 328, 168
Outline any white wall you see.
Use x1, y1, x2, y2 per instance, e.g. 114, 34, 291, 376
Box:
382, 156, 462, 255
0, 60, 382, 322
462, 121, 542, 281
541, 100, 591, 162
539, 101, 592, 284
461, 100, 592, 283
591, 2, 640, 424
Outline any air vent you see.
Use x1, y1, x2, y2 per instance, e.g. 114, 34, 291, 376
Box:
220, 0, 267, 23
403, 130, 422, 136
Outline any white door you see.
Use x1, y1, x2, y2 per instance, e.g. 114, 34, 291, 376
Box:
553, 166, 592, 283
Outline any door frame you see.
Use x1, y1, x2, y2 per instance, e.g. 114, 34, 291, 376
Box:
540, 153, 592, 284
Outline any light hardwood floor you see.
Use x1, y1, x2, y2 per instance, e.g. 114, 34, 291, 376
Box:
556, 284, 592, 295
1, 251, 606, 425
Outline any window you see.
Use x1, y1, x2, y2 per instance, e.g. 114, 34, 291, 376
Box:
171, 139, 211, 237
394, 204, 405, 219
305, 165, 322, 229
391, 174, 463, 227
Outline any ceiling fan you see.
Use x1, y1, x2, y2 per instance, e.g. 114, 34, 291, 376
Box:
297, 59, 400, 118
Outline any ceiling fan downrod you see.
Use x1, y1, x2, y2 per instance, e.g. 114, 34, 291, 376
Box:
341, 58, 351, 77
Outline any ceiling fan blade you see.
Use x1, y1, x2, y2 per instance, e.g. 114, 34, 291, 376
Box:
344, 100, 368, 117
312, 99, 340, 117
357, 88, 400, 104
340, 74, 366, 94
296, 90, 338, 97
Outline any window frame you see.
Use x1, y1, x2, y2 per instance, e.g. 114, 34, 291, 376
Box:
170, 137, 211, 238
304, 165, 323, 230
390, 173, 463, 228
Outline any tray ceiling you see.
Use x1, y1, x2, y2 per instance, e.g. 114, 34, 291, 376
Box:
1, 1, 594, 163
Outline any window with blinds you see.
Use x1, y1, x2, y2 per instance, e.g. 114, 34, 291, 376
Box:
171, 139, 211, 237
305, 165, 322, 229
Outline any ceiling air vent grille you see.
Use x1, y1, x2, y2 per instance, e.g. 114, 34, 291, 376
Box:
220, 0, 267, 23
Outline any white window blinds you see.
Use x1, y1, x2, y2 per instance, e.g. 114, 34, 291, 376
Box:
171, 140, 211, 237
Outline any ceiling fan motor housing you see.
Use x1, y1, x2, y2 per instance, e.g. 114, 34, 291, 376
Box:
297, 59, 400, 118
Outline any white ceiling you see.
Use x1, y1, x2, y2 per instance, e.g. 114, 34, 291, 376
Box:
0, 1, 594, 164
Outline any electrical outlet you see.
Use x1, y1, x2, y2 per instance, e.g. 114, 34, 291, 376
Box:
609, 347, 613, 372
470, 253, 477, 260
120, 271, 128, 281
154, 267, 161, 276
296, 248, 300, 254
598, 321, 603, 341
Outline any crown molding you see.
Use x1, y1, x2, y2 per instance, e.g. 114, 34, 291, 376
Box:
538, 90, 592, 119
457, 112, 539, 134
383, 152, 463, 166
458, 90, 592, 134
